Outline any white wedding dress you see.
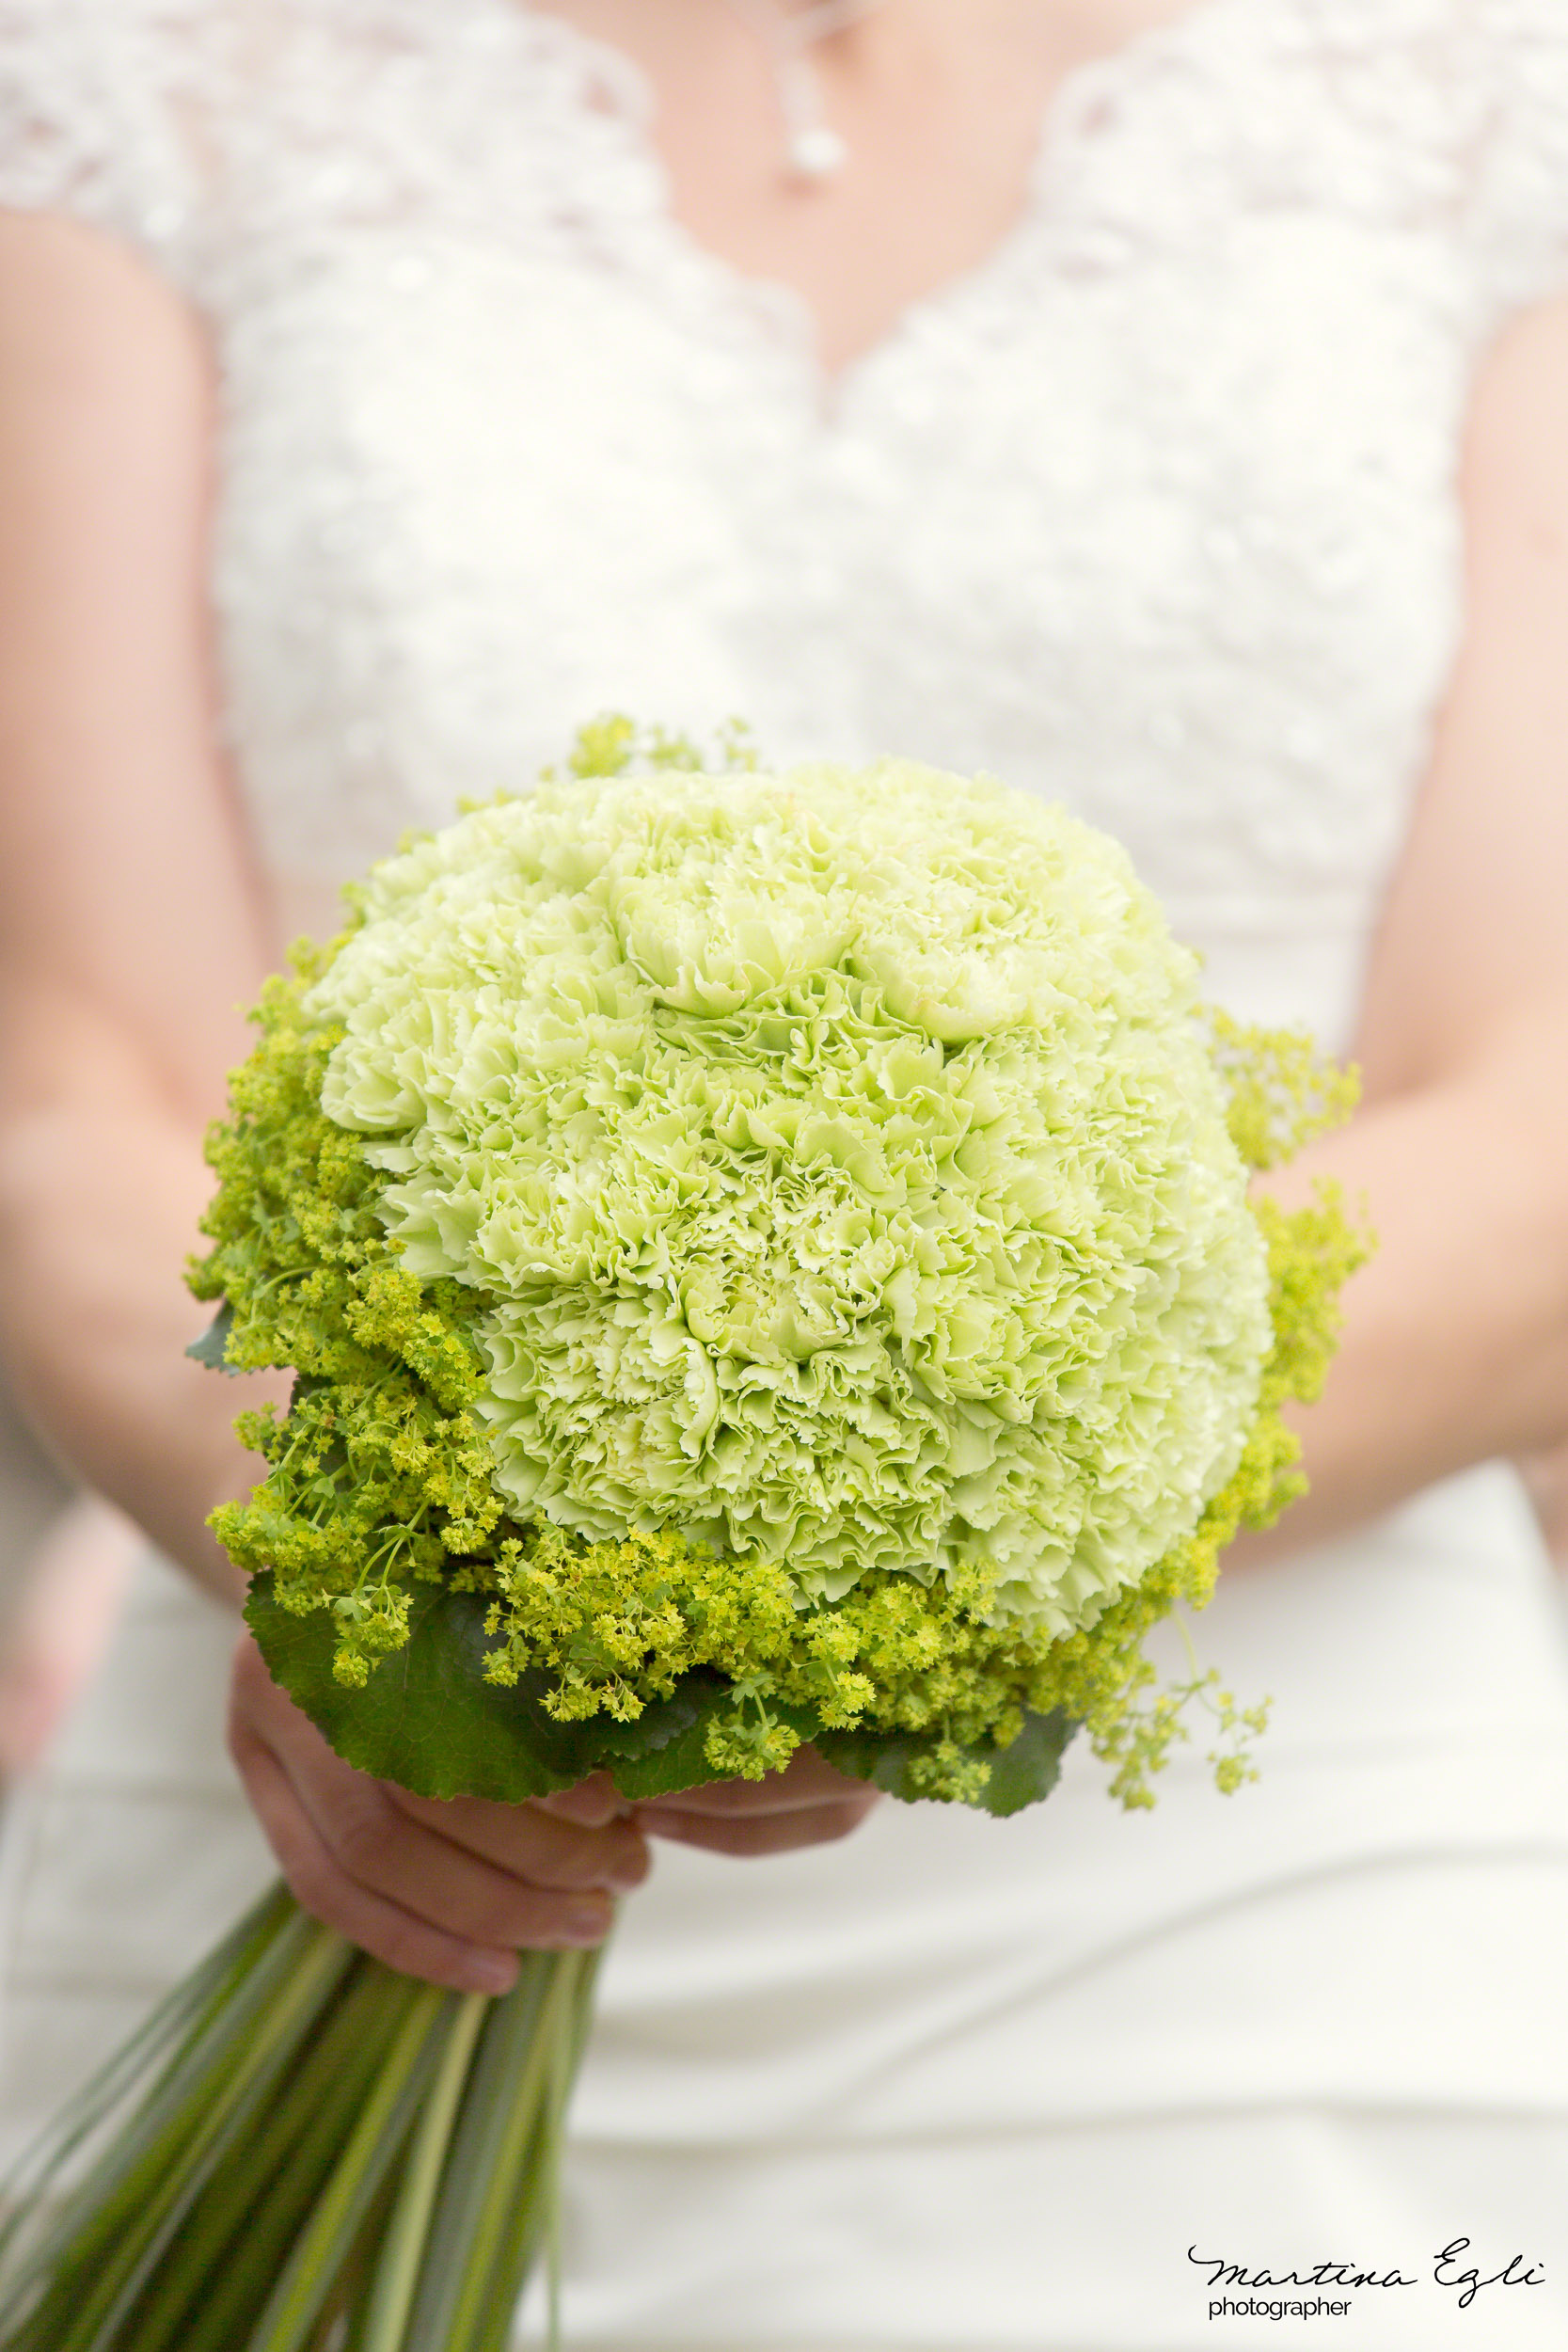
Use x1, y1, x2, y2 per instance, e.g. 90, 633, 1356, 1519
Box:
3, 3, 1568, 2345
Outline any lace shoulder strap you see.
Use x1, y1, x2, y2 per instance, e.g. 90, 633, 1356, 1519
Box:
1311, 0, 1568, 328
1462, 0, 1568, 330
0, 0, 249, 282
0, 1, 656, 302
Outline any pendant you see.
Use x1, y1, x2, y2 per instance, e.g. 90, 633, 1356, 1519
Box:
787, 122, 850, 182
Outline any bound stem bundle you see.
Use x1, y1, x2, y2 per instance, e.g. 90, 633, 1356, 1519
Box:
0, 1886, 597, 2352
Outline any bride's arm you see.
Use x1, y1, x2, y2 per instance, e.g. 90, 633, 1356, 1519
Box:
0, 216, 874, 1993
0, 213, 278, 1601
1243, 292, 1568, 1550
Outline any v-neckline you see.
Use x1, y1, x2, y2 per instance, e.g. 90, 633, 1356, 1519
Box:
497, 0, 1267, 403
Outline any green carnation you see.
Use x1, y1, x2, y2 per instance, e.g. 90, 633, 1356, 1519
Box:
308, 758, 1269, 1633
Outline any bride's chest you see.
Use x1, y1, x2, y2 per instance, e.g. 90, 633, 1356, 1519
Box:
211, 199, 1472, 967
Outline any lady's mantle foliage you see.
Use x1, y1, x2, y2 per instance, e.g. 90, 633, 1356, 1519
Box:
192, 728, 1363, 1805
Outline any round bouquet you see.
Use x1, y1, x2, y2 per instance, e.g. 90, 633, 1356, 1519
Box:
0, 726, 1361, 2352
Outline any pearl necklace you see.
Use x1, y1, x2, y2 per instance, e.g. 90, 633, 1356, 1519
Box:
724, 0, 892, 184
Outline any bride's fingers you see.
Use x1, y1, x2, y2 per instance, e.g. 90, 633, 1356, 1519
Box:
230, 1634, 875, 1900
634, 1743, 879, 1820
230, 1628, 645, 1895
286, 1756, 623, 1950
230, 1702, 527, 1992
626, 1741, 884, 1851
638, 1791, 881, 1857
533, 1772, 632, 1827
387, 1782, 649, 1892
229, 1633, 632, 1973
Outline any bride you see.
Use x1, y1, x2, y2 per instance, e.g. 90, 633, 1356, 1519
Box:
1, 2, 1566, 2344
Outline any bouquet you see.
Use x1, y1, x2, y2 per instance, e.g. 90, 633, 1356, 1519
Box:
0, 724, 1362, 2350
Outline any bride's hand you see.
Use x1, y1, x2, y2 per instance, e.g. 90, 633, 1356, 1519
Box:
228, 1628, 648, 1994
626, 1750, 883, 1856
229, 1630, 883, 1992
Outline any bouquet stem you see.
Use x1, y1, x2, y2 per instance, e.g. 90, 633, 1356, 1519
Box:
0, 1886, 601, 2352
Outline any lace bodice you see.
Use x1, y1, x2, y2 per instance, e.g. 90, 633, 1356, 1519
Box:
4, 0, 1568, 1043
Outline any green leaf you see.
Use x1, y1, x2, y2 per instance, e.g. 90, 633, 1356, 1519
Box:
245, 1574, 1076, 1812
597, 1679, 822, 1802
246, 1578, 595, 1802
969, 1708, 1077, 1817
816, 1706, 1076, 1816
809, 1726, 927, 1803
246, 1579, 822, 1804
185, 1302, 241, 1375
